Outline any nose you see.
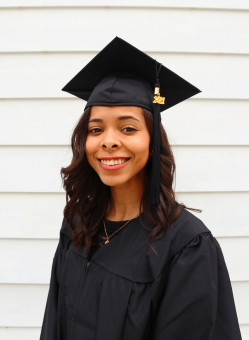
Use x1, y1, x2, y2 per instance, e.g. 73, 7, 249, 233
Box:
100, 129, 121, 151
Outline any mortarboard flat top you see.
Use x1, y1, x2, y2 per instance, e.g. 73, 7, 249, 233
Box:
62, 36, 201, 113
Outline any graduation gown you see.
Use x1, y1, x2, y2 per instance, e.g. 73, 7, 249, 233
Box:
40, 208, 242, 340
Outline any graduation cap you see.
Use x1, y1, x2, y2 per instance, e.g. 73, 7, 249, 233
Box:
62, 36, 201, 205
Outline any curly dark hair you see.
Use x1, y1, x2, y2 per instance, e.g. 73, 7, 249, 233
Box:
61, 106, 201, 255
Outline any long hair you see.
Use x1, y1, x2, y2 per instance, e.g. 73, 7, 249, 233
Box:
61, 106, 201, 255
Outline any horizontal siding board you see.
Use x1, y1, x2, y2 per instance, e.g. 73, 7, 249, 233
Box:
1, 145, 248, 193
0, 193, 65, 239
0, 146, 70, 193
0, 99, 82, 146
1, 98, 248, 146
176, 192, 249, 237
233, 282, 249, 325
163, 99, 249, 146
0, 239, 57, 284
0, 8, 249, 53
173, 146, 249, 192
0, 284, 48, 327
0, 281, 247, 326
1, 52, 249, 100
0, 237, 248, 284
1, 192, 249, 239
1, 0, 249, 10
0, 327, 41, 340
240, 325, 249, 340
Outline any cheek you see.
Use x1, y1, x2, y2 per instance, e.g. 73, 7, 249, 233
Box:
130, 136, 150, 167
85, 138, 96, 165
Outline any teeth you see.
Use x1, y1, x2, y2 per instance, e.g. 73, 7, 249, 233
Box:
100, 158, 129, 166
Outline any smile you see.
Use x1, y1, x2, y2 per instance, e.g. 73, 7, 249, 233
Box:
97, 158, 131, 171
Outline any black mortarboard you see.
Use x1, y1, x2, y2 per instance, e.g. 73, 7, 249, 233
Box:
62, 37, 201, 205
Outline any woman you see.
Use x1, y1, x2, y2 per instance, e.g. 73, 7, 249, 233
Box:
40, 37, 242, 340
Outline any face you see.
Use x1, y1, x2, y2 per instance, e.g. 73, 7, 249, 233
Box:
85, 106, 151, 189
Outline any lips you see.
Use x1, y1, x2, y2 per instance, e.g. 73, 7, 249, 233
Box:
97, 157, 131, 171
98, 158, 130, 166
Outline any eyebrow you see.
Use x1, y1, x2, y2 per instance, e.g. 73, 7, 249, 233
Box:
88, 115, 141, 123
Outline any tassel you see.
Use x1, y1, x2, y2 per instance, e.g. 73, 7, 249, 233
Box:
150, 60, 164, 205
151, 101, 161, 204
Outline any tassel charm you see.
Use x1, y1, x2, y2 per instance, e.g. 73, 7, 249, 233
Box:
153, 87, 165, 104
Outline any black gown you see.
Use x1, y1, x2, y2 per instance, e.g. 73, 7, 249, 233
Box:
40, 209, 242, 340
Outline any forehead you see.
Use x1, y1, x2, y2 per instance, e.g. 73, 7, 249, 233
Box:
89, 106, 145, 122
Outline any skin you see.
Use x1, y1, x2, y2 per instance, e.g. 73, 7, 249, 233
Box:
85, 105, 152, 221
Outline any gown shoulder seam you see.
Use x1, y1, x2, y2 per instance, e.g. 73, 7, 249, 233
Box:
155, 231, 212, 280
169, 230, 212, 260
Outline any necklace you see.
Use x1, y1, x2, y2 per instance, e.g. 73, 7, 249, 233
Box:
103, 212, 140, 244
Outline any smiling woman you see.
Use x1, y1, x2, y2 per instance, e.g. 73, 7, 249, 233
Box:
60, 104, 196, 253
39, 37, 242, 340
86, 106, 150, 189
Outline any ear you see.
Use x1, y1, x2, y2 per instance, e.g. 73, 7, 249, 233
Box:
149, 150, 153, 157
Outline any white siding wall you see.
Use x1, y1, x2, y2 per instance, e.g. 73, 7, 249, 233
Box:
0, 2, 248, 339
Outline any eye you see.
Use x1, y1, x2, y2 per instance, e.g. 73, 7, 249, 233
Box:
122, 127, 137, 132
89, 128, 102, 134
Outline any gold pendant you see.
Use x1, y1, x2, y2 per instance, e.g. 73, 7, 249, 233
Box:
105, 239, 109, 244
153, 93, 165, 104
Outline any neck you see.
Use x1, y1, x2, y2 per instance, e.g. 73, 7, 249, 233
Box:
105, 175, 145, 221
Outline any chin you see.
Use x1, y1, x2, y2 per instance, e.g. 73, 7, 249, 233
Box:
99, 175, 132, 188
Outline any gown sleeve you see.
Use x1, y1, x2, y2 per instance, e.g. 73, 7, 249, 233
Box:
152, 232, 242, 340
39, 219, 72, 340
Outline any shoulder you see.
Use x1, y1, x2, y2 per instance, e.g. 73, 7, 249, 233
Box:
141, 207, 212, 281
168, 207, 211, 259
173, 207, 210, 235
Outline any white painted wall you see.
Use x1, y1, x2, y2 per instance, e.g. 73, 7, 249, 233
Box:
0, 2, 248, 339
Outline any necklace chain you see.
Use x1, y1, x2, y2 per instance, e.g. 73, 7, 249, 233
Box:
103, 212, 140, 244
